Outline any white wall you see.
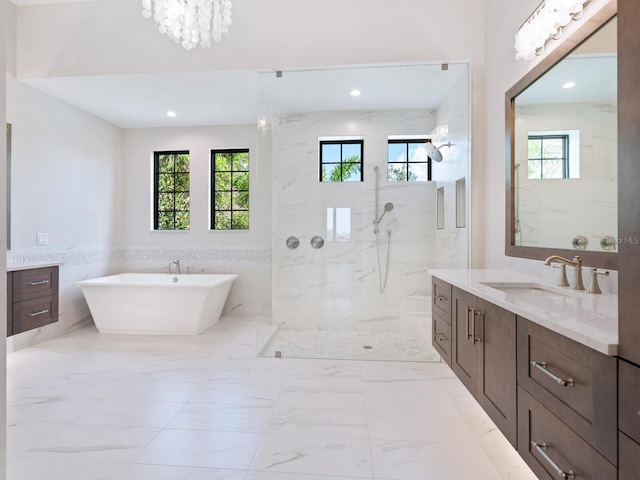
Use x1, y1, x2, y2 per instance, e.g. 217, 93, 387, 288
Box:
0, 0, 8, 474
13, 0, 487, 269
6, 76, 124, 350
121, 126, 271, 315
270, 109, 437, 332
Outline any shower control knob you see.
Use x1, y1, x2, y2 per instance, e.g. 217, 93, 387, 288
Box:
286, 236, 300, 249
310, 236, 325, 249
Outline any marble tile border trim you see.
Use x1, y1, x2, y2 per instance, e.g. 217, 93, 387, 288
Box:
10, 246, 271, 267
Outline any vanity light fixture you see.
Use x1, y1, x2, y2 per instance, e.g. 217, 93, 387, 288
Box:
515, 0, 590, 61
563, 81, 577, 88
350, 89, 362, 97
142, 0, 232, 50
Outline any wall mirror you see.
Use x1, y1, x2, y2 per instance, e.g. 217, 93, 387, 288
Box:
506, 6, 617, 269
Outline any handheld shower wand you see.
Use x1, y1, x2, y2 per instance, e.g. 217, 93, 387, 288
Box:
374, 202, 394, 224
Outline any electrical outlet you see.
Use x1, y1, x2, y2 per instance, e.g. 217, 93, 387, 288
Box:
36, 233, 48, 245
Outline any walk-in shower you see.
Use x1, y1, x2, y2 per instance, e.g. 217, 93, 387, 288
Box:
257, 62, 470, 361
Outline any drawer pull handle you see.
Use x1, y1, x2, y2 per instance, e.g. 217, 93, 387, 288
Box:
28, 309, 50, 317
434, 294, 447, 303
434, 332, 447, 342
531, 441, 575, 479
531, 361, 574, 387
28, 279, 50, 286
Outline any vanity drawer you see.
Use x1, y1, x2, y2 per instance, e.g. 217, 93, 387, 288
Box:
12, 295, 59, 335
518, 387, 616, 480
619, 359, 640, 444
619, 432, 640, 480
432, 277, 451, 322
432, 313, 451, 366
517, 317, 617, 464
12, 267, 59, 302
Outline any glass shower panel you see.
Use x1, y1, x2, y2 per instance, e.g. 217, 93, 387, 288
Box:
256, 63, 470, 361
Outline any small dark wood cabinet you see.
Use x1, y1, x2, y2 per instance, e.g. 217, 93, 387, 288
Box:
7, 266, 59, 336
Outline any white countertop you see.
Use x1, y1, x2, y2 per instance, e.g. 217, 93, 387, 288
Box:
429, 269, 618, 356
7, 261, 64, 272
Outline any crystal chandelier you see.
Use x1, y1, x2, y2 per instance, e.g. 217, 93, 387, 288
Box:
142, 0, 233, 50
514, 0, 589, 60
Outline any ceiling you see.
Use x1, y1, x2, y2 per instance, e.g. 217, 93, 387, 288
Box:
22, 63, 468, 129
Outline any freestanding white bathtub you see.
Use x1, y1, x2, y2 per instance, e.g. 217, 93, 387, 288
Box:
75, 273, 238, 335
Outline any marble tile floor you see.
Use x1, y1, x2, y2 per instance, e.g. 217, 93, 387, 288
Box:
6, 316, 537, 480
259, 329, 441, 362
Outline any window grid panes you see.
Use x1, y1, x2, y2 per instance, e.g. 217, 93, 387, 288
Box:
319, 140, 363, 182
387, 139, 432, 181
527, 135, 569, 179
153, 151, 190, 230
211, 149, 250, 230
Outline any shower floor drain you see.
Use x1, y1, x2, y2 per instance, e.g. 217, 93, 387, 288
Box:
363, 345, 373, 349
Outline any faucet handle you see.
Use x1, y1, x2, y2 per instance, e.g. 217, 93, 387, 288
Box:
552, 264, 570, 287
586, 268, 610, 294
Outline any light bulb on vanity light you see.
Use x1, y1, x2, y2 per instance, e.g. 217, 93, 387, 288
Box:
563, 81, 577, 89
350, 89, 361, 97
166, 111, 177, 117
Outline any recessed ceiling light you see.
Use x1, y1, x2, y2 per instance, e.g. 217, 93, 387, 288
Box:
350, 89, 361, 97
562, 81, 576, 89
166, 111, 177, 117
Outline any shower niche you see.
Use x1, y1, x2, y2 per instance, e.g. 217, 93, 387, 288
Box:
257, 62, 470, 361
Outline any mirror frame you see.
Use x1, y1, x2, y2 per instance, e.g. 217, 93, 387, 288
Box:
505, 2, 618, 270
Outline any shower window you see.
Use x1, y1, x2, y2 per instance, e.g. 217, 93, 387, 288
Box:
153, 151, 190, 230
319, 140, 363, 182
211, 149, 250, 230
387, 139, 432, 181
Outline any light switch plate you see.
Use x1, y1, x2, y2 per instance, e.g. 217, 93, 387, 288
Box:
36, 233, 48, 245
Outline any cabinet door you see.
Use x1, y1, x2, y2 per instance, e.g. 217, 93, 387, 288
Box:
452, 287, 477, 395
476, 297, 517, 447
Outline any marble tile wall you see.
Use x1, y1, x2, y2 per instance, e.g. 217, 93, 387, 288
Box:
433, 68, 470, 269
270, 110, 439, 331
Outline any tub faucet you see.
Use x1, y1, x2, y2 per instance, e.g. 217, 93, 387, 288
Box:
544, 255, 584, 290
169, 259, 181, 275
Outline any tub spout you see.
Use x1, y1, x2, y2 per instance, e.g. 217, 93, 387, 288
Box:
169, 260, 181, 275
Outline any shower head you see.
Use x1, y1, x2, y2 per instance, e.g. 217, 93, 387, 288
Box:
374, 202, 394, 224
425, 142, 453, 163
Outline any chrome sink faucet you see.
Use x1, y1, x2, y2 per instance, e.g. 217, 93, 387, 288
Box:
544, 255, 584, 290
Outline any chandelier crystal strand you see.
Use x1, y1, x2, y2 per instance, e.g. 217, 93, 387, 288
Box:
142, 0, 232, 50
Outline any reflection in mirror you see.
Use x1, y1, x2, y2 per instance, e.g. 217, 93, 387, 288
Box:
507, 10, 617, 268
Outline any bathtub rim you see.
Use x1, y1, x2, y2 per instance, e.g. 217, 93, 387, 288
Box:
74, 272, 238, 288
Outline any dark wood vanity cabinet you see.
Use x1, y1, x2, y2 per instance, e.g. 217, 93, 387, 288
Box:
451, 286, 517, 447
432, 277, 618, 477
7, 266, 59, 336
517, 318, 617, 467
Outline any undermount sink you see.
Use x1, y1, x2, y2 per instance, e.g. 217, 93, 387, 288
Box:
479, 281, 579, 299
